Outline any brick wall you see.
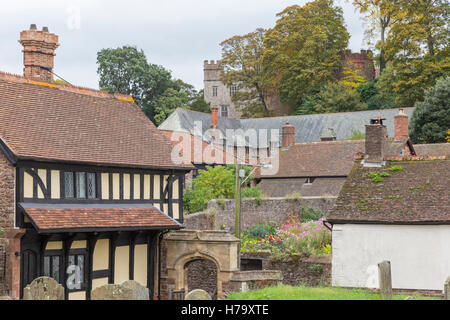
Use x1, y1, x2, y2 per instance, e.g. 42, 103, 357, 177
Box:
184, 197, 335, 232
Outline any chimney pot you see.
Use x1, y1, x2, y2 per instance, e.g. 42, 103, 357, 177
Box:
211, 106, 219, 127
30, 24, 37, 30
42, 26, 49, 32
365, 119, 387, 164
394, 108, 409, 142
282, 122, 295, 149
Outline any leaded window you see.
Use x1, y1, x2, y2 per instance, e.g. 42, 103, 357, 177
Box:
43, 255, 61, 283
64, 172, 97, 199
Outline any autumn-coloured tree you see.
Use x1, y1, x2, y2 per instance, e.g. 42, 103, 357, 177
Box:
220, 28, 269, 117
340, 60, 368, 89
351, 0, 400, 73
263, 0, 349, 107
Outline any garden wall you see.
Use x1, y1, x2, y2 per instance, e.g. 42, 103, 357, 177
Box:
241, 252, 331, 287
184, 197, 336, 232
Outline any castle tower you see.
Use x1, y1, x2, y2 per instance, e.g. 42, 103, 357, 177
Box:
203, 60, 240, 119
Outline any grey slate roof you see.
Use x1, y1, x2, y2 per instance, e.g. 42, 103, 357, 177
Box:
158, 107, 416, 148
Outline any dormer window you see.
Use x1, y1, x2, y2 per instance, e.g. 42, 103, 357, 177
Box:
64, 172, 97, 199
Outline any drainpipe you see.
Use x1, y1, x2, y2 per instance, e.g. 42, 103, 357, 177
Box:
157, 229, 171, 300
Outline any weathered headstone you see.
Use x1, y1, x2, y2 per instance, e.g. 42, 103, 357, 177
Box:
23, 277, 64, 300
91, 280, 149, 300
378, 261, 392, 300
444, 277, 450, 300
121, 280, 150, 300
185, 289, 212, 300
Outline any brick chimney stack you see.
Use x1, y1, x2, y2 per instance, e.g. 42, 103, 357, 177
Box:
19, 24, 59, 83
394, 108, 409, 142
282, 122, 295, 149
211, 106, 219, 127
365, 117, 387, 165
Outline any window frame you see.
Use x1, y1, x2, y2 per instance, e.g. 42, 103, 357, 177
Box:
66, 248, 88, 292
220, 105, 228, 118
212, 86, 218, 97
63, 171, 98, 200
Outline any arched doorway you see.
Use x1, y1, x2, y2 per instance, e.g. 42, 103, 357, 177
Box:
184, 258, 218, 299
165, 230, 240, 299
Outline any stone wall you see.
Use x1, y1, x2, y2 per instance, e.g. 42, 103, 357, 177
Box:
184, 197, 335, 232
185, 259, 218, 299
241, 252, 331, 287
0, 240, 7, 295
0, 151, 18, 298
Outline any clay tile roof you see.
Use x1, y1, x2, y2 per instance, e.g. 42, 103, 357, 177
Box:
414, 143, 450, 157
327, 159, 450, 224
21, 204, 181, 233
0, 72, 194, 170
261, 140, 365, 178
160, 130, 236, 165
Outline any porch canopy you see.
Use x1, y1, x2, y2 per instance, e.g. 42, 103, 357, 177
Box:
19, 203, 181, 233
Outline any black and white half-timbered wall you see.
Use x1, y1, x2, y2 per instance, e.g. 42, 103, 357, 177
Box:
0, 25, 194, 300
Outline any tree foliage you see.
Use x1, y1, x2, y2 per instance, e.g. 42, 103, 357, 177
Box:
295, 82, 367, 115
351, 0, 400, 72
220, 28, 269, 117
183, 165, 263, 214
263, 0, 350, 107
97, 46, 206, 125
409, 76, 450, 144
358, 79, 397, 109
383, 0, 450, 106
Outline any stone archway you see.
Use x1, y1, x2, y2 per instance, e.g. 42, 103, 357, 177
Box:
165, 230, 240, 299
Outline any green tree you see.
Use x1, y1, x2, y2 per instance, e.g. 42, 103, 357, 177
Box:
183, 165, 262, 214
189, 89, 211, 113
97, 46, 175, 122
295, 82, 367, 114
410, 76, 450, 144
220, 28, 269, 116
315, 82, 367, 113
358, 79, 397, 109
263, 0, 350, 107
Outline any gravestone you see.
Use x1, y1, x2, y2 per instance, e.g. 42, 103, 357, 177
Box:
23, 277, 64, 300
444, 277, 450, 300
185, 289, 212, 300
378, 261, 392, 300
91, 280, 149, 300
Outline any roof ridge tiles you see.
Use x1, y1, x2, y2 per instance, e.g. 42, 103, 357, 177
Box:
0, 70, 134, 103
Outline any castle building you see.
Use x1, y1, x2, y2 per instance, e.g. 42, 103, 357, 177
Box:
204, 50, 377, 119
203, 60, 240, 119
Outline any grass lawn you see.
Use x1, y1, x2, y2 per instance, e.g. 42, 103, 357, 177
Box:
226, 285, 441, 300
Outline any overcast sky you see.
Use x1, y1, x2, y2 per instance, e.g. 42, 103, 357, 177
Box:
0, 0, 368, 90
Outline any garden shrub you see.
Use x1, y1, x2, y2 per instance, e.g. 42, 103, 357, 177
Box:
298, 206, 323, 222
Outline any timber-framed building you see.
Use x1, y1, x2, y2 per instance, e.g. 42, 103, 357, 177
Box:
0, 25, 193, 300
